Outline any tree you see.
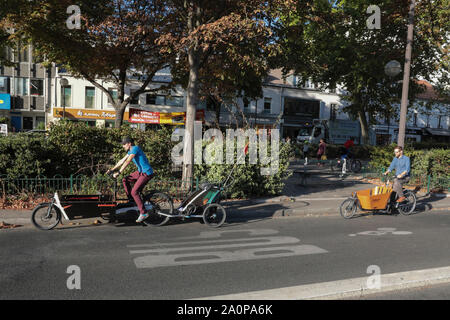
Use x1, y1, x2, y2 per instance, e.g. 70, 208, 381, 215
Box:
158, 0, 282, 184
3, 0, 177, 127
275, 0, 449, 144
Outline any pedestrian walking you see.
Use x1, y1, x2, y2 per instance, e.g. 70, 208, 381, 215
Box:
316, 139, 327, 166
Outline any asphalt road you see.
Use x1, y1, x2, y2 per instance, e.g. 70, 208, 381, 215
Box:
1, 210, 449, 300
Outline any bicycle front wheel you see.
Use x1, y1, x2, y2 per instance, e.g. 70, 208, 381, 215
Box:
143, 192, 172, 226
31, 203, 61, 230
340, 198, 357, 219
397, 191, 416, 215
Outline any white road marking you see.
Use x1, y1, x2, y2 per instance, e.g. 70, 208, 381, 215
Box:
133, 245, 327, 269
128, 228, 328, 269
349, 227, 412, 237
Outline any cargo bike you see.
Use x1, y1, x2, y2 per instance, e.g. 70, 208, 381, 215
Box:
339, 178, 417, 219
31, 171, 173, 230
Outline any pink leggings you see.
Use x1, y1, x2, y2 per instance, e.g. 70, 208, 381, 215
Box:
122, 171, 154, 214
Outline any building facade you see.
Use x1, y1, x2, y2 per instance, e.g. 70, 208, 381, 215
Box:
0, 45, 56, 132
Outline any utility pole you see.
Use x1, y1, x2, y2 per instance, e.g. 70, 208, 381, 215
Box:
398, 0, 415, 147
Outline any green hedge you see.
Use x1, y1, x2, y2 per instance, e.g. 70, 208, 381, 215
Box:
368, 144, 450, 179
194, 141, 293, 198
0, 121, 176, 179
0, 121, 293, 198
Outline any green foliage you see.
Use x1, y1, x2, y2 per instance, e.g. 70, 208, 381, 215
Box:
368, 145, 450, 179
194, 141, 293, 198
0, 134, 55, 178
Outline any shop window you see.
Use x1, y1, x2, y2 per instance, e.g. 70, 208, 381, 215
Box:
30, 79, 44, 96
85, 86, 95, 109
23, 117, 33, 130
35, 116, 45, 130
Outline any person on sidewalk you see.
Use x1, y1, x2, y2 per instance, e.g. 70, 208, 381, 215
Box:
384, 146, 410, 202
107, 136, 155, 222
316, 139, 327, 166
343, 137, 355, 158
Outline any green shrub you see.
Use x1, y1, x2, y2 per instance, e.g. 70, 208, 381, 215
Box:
194, 141, 292, 198
369, 145, 450, 180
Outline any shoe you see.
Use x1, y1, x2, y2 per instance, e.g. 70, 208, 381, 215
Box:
136, 213, 149, 223
396, 197, 406, 203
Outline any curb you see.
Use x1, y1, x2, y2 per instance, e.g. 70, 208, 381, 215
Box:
196, 266, 450, 300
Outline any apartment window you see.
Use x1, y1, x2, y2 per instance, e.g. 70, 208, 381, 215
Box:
61, 86, 72, 107
129, 89, 139, 104
0, 77, 9, 93
166, 96, 184, 107
263, 97, 271, 114
19, 46, 29, 63
108, 88, 118, 106
146, 94, 165, 105
243, 97, 250, 111
14, 78, 29, 95
30, 79, 44, 96
85, 86, 95, 109
330, 103, 337, 120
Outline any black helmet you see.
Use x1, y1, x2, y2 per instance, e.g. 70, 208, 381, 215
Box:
121, 136, 134, 145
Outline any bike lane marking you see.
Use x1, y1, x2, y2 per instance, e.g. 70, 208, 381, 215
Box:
127, 229, 328, 269
349, 227, 413, 237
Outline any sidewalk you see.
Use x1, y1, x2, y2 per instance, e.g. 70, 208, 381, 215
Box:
1, 162, 449, 228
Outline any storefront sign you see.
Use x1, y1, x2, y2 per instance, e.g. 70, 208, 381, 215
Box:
53, 108, 129, 121
0, 94, 11, 110
129, 108, 160, 124
130, 109, 204, 125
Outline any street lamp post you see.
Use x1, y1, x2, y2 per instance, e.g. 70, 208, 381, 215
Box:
60, 78, 69, 120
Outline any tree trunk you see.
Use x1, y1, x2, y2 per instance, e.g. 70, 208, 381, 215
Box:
357, 109, 370, 145
182, 4, 200, 187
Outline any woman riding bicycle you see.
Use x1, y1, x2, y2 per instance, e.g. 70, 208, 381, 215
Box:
107, 136, 155, 222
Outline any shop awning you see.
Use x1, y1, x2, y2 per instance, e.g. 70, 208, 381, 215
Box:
424, 128, 450, 137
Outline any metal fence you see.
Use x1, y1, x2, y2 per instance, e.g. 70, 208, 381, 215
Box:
294, 159, 449, 192
0, 174, 199, 201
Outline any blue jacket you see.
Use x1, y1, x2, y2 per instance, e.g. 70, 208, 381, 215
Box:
388, 155, 410, 176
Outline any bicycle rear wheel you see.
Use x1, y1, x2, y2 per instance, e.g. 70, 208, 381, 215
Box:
31, 203, 61, 230
351, 160, 362, 173
203, 203, 226, 227
397, 190, 416, 215
143, 192, 172, 226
